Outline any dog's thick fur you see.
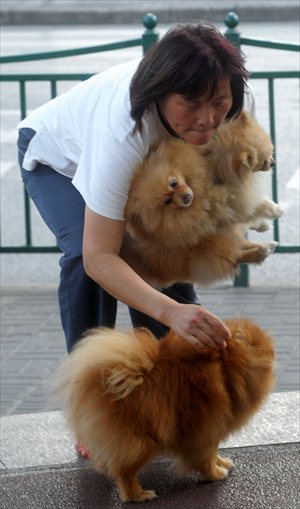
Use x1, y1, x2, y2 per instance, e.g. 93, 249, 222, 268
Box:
121, 112, 283, 287
56, 319, 275, 502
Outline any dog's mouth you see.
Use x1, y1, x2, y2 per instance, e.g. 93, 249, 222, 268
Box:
164, 191, 193, 208
257, 155, 275, 172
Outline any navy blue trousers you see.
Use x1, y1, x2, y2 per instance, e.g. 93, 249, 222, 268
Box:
17, 127, 200, 352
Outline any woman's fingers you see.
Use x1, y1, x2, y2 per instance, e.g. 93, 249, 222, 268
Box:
171, 304, 230, 350
186, 331, 222, 350
203, 313, 231, 340
194, 309, 230, 343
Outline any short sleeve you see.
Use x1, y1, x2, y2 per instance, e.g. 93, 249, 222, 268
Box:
72, 127, 144, 220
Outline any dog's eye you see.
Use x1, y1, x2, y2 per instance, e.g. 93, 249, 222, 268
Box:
164, 198, 173, 206
169, 177, 177, 189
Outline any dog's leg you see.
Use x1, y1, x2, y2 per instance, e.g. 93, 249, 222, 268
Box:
115, 468, 157, 503
196, 449, 231, 481
237, 239, 278, 264
111, 450, 158, 503
187, 235, 240, 285
252, 198, 284, 221
178, 442, 231, 482
249, 218, 271, 232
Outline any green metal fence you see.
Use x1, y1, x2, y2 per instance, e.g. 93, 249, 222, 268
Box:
1, 12, 299, 285
224, 12, 300, 285
0, 13, 159, 254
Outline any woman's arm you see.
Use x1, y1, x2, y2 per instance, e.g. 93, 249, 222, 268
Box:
83, 206, 230, 349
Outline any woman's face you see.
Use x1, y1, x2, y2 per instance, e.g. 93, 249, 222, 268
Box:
159, 79, 233, 145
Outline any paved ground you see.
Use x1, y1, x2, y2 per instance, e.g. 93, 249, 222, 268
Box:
1, 0, 299, 25
1, 443, 299, 508
1, 285, 299, 417
0, 321, 299, 509
0, 285, 300, 508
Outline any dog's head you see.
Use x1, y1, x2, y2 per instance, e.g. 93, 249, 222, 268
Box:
162, 174, 193, 208
145, 140, 196, 209
125, 138, 211, 244
130, 139, 203, 211
202, 112, 275, 183
232, 112, 275, 174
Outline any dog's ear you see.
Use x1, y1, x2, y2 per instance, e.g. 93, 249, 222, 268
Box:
200, 147, 213, 156
234, 149, 257, 174
143, 140, 162, 166
238, 111, 251, 127
148, 140, 161, 154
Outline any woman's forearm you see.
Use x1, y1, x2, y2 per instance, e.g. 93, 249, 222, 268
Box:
84, 250, 179, 326
84, 251, 230, 349
82, 207, 230, 349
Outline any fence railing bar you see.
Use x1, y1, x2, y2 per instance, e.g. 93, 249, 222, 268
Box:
2, 71, 299, 84
241, 37, 300, 52
0, 246, 61, 253
50, 80, 57, 99
18, 80, 33, 247
275, 246, 300, 253
24, 190, 32, 247
251, 71, 300, 79
268, 78, 281, 244
0, 73, 93, 82
19, 80, 27, 119
0, 39, 144, 64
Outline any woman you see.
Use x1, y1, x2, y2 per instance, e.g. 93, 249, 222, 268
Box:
17, 23, 254, 354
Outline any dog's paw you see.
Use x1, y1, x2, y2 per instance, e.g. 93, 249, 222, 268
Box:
266, 241, 278, 253
260, 241, 278, 258
250, 219, 271, 232
124, 489, 157, 503
199, 465, 229, 482
252, 242, 278, 263
217, 455, 234, 471
272, 204, 285, 219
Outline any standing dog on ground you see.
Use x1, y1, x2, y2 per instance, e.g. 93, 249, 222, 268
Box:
56, 318, 275, 502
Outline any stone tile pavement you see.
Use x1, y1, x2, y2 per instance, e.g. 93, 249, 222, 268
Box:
0, 285, 299, 508
1, 285, 299, 417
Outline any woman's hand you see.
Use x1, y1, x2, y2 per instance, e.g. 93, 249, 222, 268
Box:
162, 303, 230, 350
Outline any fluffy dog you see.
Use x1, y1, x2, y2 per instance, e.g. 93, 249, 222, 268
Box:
56, 318, 275, 502
121, 112, 283, 287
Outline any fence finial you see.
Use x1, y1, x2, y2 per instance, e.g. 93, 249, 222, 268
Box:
142, 13, 159, 54
224, 12, 241, 50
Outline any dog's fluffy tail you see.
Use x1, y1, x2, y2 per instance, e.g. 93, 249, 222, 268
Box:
56, 327, 159, 403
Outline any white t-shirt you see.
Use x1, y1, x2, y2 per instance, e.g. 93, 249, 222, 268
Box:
18, 58, 255, 220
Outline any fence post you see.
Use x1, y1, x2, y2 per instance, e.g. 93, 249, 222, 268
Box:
224, 12, 249, 287
224, 11, 241, 49
142, 13, 159, 54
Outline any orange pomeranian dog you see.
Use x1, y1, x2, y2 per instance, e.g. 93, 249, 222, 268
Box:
56, 318, 275, 503
120, 112, 283, 287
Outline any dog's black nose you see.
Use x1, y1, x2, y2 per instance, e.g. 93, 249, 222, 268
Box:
183, 194, 193, 205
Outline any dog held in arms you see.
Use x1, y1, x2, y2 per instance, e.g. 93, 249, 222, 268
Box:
120, 111, 284, 288
56, 318, 275, 502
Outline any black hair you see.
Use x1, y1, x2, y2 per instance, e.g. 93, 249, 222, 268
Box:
130, 23, 249, 132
